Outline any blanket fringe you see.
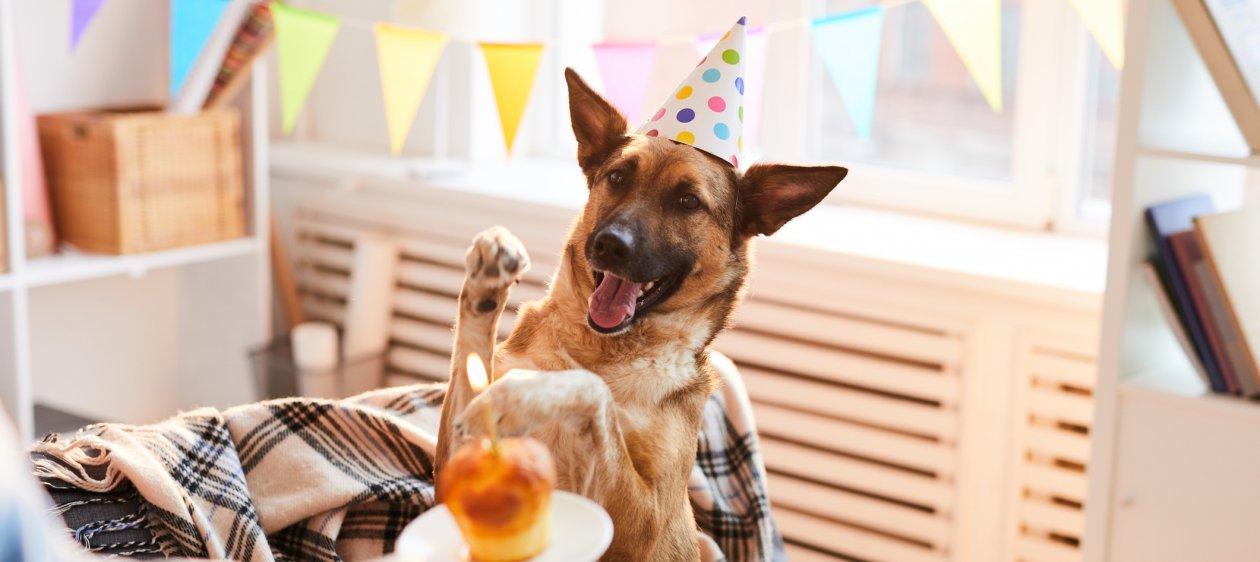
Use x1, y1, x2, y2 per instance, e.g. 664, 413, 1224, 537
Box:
31, 437, 123, 493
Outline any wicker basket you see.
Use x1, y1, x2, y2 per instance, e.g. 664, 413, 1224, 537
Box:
37, 107, 245, 255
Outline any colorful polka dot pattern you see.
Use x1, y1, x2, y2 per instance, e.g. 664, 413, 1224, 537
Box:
634, 17, 748, 168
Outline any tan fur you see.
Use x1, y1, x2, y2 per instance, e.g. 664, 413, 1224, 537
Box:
434, 69, 847, 561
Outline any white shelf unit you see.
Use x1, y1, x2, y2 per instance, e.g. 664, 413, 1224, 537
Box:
0, 2, 271, 440
1085, 0, 1260, 560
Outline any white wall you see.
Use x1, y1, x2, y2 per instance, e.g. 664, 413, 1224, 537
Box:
14, 0, 166, 113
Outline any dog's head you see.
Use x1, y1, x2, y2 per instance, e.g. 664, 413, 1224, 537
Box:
563, 68, 847, 335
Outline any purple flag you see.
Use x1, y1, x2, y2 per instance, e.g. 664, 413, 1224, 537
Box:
592, 42, 658, 125
71, 0, 106, 51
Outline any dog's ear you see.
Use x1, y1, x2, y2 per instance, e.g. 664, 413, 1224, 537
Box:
565, 67, 628, 172
738, 164, 848, 237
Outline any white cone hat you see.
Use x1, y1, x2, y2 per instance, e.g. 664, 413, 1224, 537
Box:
637, 17, 747, 167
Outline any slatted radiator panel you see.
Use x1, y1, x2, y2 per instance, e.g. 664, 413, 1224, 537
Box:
289, 185, 574, 384
714, 296, 965, 562
1009, 338, 1097, 562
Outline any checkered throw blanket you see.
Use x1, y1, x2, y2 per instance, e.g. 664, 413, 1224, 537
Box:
30, 356, 782, 561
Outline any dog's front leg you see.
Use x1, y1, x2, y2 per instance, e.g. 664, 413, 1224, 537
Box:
435, 227, 530, 474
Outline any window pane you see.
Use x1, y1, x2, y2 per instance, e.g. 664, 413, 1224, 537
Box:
816, 0, 1021, 181
1078, 41, 1120, 221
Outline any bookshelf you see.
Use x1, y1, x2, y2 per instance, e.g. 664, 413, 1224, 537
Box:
1085, 0, 1260, 560
0, 2, 272, 440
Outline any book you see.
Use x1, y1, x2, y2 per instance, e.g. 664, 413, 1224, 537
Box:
1169, 231, 1255, 394
204, 3, 274, 109
1142, 261, 1211, 387
1145, 195, 1227, 392
1195, 206, 1260, 389
1171, 0, 1260, 153
168, 0, 256, 114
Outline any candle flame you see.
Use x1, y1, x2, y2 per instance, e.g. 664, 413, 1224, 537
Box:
466, 353, 489, 392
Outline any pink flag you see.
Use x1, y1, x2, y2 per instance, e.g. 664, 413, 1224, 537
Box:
7, 32, 55, 255
697, 27, 767, 148
591, 42, 658, 125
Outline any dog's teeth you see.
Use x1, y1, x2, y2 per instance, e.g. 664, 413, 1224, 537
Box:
638, 289, 645, 298
645, 281, 655, 291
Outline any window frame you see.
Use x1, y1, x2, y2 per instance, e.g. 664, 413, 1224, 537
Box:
785, 0, 1112, 233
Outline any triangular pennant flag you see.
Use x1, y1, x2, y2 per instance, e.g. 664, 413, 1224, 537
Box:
272, 3, 341, 134
169, 0, 231, 97
71, 0, 106, 51
479, 42, 545, 155
374, 24, 447, 154
1070, 0, 1124, 69
923, 0, 1003, 111
591, 42, 658, 125
813, 7, 885, 141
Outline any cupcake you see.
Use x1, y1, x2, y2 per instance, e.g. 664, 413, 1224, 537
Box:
437, 437, 556, 562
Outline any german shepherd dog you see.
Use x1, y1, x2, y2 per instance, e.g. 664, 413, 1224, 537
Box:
435, 68, 847, 561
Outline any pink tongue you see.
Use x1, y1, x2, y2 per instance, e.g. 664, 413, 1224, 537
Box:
588, 273, 643, 329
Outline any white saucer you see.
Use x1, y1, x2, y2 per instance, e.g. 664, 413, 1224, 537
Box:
395, 490, 613, 562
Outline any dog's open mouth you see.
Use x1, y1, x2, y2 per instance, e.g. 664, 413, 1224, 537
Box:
587, 269, 683, 333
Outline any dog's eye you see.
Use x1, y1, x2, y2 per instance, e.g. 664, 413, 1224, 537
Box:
679, 194, 701, 210
608, 170, 625, 186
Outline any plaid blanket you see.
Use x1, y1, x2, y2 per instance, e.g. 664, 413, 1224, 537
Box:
31, 355, 782, 561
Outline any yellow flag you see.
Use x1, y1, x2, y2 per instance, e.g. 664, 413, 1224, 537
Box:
479, 43, 545, 155
1070, 0, 1124, 69
375, 24, 447, 154
923, 0, 1003, 111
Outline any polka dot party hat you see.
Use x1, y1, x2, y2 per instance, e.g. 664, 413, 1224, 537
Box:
638, 17, 747, 168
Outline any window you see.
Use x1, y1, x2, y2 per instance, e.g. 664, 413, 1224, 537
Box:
1076, 41, 1121, 223
807, 0, 1121, 231
817, 0, 1020, 181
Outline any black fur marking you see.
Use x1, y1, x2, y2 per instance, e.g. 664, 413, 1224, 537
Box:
476, 298, 498, 313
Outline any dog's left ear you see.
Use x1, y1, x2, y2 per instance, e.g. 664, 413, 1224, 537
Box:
565, 67, 629, 173
738, 164, 848, 237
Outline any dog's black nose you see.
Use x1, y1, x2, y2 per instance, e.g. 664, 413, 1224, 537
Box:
593, 226, 635, 262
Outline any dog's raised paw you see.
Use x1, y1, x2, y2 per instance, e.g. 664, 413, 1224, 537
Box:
465, 226, 531, 294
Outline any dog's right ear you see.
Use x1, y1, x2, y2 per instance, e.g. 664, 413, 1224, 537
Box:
565, 67, 628, 173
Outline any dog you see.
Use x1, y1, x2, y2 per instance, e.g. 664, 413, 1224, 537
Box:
435, 68, 848, 561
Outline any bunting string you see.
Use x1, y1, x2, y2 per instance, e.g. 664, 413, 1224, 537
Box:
72, 0, 1124, 156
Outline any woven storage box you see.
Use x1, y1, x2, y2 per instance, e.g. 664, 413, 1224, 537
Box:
37, 107, 245, 255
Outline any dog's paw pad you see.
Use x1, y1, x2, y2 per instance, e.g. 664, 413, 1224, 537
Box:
465, 227, 530, 291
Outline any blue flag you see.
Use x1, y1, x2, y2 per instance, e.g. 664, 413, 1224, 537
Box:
169, 0, 231, 97
812, 7, 885, 141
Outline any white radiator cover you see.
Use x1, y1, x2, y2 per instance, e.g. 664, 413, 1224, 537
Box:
278, 176, 1101, 562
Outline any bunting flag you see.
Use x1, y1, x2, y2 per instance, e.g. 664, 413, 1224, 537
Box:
1070, 0, 1125, 69
71, 0, 106, 51
374, 24, 447, 154
591, 42, 658, 125
272, 3, 341, 134
813, 7, 885, 141
479, 43, 545, 155
922, 0, 1003, 111
169, 0, 232, 97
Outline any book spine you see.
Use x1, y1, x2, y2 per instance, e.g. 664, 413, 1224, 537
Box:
1148, 211, 1228, 392
1170, 231, 1241, 394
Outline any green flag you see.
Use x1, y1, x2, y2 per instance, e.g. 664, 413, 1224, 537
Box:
272, 3, 341, 133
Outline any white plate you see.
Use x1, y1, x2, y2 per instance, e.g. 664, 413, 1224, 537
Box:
395, 490, 613, 562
